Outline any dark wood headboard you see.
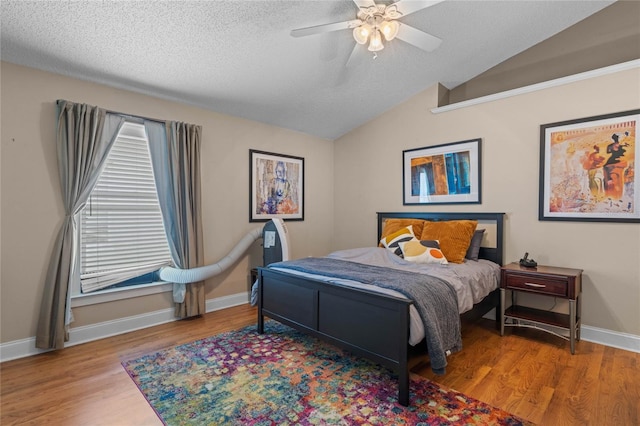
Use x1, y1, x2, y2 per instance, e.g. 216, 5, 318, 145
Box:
376, 212, 505, 266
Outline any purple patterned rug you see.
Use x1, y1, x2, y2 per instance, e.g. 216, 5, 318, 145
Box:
122, 321, 533, 425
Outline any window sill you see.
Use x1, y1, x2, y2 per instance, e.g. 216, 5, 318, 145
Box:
70, 282, 173, 307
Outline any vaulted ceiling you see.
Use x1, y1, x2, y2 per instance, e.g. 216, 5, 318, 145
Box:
0, 0, 617, 140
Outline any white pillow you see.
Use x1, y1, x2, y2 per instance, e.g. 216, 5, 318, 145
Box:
399, 240, 448, 265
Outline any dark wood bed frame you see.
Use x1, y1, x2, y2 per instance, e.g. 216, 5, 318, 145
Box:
257, 212, 505, 406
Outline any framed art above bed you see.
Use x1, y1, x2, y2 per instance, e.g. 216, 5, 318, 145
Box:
403, 139, 482, 205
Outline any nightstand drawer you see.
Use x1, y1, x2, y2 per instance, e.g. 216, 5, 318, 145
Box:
504, 274, 567, 297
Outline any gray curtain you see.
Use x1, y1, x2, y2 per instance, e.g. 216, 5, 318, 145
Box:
36, 101, 124, 350
145, 120, 205, 318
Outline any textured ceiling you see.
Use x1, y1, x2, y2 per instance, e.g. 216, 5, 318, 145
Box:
0, 0, 614, 140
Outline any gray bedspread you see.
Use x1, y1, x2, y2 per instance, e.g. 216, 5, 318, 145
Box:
267, 257, 462, 374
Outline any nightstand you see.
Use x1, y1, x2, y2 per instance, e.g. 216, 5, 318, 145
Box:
500, 263, 583, 354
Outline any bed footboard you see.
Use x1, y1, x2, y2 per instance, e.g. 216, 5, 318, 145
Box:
257, 268, 413, 406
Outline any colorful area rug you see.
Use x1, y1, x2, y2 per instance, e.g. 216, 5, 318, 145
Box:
122, 322, 532, 425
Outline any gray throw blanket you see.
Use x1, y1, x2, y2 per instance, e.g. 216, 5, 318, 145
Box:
268, 257, 462, 374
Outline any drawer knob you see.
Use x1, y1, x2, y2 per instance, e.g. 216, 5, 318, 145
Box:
524, 282, 546, 288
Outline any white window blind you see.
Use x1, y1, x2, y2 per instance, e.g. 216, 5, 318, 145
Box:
80, 122, 172, 293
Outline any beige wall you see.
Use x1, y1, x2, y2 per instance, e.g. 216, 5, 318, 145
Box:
334, 68, 640, 336
0, 61, 334, 343
2, 60, 639, 346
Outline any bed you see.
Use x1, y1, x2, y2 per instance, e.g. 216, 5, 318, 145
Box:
256, 212, 505, 406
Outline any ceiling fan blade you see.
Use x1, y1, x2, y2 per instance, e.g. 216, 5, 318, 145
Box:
291, 19, 362, 38
345, 42, 368, 68
353, 0, 377, 10
395, 22, 442, 52
387, 0, 445, 17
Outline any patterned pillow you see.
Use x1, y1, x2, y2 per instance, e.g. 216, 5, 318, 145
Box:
379, 219, 426, 245
420, 220, 478, 264
465, 229, 485, 261
399, 240, 448, 265
380, 225, 416, 257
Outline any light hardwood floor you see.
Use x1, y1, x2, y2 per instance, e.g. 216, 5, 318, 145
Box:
1, 304, 638, 425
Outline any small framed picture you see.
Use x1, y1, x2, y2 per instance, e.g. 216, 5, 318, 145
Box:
403, 139, 481, 205
249, 150, 304, 222
539, 109, 639, 222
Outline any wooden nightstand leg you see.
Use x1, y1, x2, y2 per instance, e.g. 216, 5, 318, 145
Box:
577, 294, 582, 341
569, 299, 576, 354
500, 288, 506, 336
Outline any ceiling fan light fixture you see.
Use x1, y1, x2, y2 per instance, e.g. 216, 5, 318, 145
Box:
367, 29, 384, 52
353, 24, 371, 45
291, 1, 444, 58
379, 20, 399, 41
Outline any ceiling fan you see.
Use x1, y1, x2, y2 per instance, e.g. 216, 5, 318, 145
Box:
291, 0, 444, 63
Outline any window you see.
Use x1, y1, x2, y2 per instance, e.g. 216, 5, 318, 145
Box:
79, 122, 172, 294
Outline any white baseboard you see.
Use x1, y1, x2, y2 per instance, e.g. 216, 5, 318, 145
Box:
484, 308, 640, 354
0, 292, 251, 363
2, 295, 638, 362
581, 325, 640, 353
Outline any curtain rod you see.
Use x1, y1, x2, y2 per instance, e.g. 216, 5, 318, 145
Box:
56, 100, 192, 126
106, 110, 167, 125
107, 110, 202, 128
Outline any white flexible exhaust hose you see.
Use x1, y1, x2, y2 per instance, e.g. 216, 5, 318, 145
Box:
160, 226, 263, 287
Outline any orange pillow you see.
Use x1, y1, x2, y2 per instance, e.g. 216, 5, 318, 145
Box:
420, 220, 478, 263
379, 219, 426, 245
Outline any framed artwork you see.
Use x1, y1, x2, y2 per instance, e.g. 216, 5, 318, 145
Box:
539, 109, 639, 222
250, 150, 304, 222
403, 139, 481, 205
